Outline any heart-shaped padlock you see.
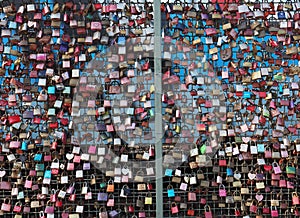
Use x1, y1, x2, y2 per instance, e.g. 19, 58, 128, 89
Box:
233, 171, 241, 180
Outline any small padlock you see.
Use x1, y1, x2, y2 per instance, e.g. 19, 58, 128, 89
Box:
292, 192, 300, 205
171, 202, 179, 214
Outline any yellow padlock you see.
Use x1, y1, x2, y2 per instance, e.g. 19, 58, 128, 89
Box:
145, 193, 152, 205
175, 125, 181, 133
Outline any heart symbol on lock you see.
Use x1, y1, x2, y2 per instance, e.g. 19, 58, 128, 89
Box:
242, 137, 250, 143
184, 176, 189, 183
0, 171, 6, 177
255, 193, 264, 202
248, 172, 256, 180
233, 172, 241, 180
66, 153, 74, 160
264, 165, 272, 171
122, 167, 129, 175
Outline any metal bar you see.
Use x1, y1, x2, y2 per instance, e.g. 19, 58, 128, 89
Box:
154, 0, 163, 217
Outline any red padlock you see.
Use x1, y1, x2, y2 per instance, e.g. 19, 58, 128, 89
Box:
5, 133, 11, 141
234, 208, 240, 216
147, 183, 153, 191
219, 158, 227, 166
128, 205, 134, 213
55, 199, 63, 208
68, 191, 76, 202
187, 208, 195, 216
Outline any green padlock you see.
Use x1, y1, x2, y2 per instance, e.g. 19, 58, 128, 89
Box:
100, 182, 107, 189
200, 144, 206, 155
149, 109, 154, 117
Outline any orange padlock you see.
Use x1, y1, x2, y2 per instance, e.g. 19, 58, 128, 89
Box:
106, 180, 114, 192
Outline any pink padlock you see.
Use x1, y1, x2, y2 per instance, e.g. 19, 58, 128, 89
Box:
149, 145, 154, 157
24, 176, 32, 189
271, 206, 278, 217
292, 192, 300, 205
219, 184, 227, 197
204, 205, 213, 218
50, 189, 58, 202
171, 202, 179, 214
63, 13, 69, 22
270, 100, 276, 109
250, 201, 258, 213
272, 162, 282, 174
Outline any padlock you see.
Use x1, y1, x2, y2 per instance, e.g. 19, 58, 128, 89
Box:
68, 190, 76, 202
272, 162, 282, 174
187, 207, 195, 216
24, 176, 32, 189
217, 175, 223, 184
219, 184, 227, 197
55, 199, 63, 208
271, 206, 279, 217
106, 180, 114, 192
145, 193, 152, 205
147, 183, 153, 191
250, 200, 258, 213
1, 198, 11, 212
171, 202, 179, 214
235, 208, 241, 216
204, 205, 213, 218
292, 192, 300, 205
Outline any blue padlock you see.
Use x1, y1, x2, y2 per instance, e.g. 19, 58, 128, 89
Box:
278, 84, 283, 93
21, 141, 27, 151
112, 14, 119, 23
165, 169, 173, 177
44, 170, 51, 179
226, 168, 233, 176
34, 153, 43, 162
17, 191, 24, 200
257, 144, 265, 153
167, 185, 175, 197
47, 86, 56, 94
243, 91, 251, 99
278, 11, 286, 19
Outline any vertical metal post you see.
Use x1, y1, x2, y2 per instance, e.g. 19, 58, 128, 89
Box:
154, 0, 163, 217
